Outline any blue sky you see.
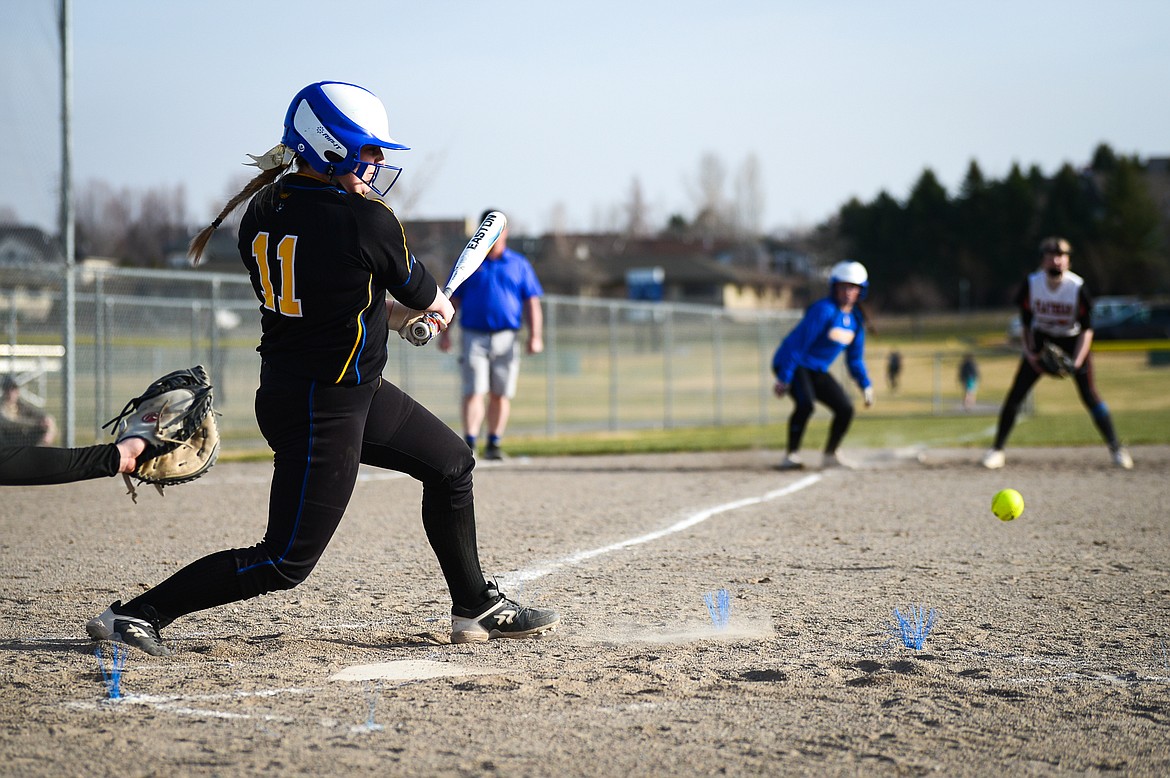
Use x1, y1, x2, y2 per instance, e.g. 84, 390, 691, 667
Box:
3, 1, 1169, 238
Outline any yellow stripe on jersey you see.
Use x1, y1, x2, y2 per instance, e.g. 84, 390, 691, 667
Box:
335, 276, 374, 384
370, 198, 414, 283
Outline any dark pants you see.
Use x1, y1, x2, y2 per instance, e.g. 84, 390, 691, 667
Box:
126, 364, 486, 627
787, 367, 854, 454
992, 342, 1118, 451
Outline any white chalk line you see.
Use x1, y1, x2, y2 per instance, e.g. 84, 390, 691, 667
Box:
66, 687, 316, 721
65, 471, 823, 719
500, 472, 824, 586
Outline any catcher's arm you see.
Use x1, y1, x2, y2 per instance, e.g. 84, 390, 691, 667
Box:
116, 438, 147, 473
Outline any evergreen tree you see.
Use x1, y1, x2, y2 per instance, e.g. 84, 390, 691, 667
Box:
1095, 157, 1167, 294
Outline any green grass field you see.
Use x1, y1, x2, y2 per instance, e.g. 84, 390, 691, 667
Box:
500, 343, 1170, 457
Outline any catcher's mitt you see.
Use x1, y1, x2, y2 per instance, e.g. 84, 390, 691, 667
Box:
102, 365, 219, 502
1038, 342, 1076, 378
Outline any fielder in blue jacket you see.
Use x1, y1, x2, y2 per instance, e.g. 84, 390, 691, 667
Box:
772, 261, 874, 470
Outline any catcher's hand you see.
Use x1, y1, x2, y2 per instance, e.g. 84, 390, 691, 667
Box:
1038, 342, 1076, 378
398, 312, 444, 347
102, 365, 219, 502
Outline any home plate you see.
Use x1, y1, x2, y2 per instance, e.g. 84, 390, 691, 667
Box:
328, 660, 508, 682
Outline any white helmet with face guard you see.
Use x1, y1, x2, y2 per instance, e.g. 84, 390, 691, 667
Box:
281, 81, 409, 196
829, 260, 869, 298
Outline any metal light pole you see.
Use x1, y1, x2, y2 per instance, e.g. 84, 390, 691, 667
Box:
59, 0, 77, 445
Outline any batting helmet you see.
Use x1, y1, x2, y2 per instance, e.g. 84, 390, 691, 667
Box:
281, 81, 409, 196
829, 260, 869, 298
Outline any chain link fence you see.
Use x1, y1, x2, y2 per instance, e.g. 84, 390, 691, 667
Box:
3, 266, 808, 449
4, 265, 1022, 452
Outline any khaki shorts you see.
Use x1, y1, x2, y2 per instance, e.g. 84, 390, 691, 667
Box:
460, 329, 520, 398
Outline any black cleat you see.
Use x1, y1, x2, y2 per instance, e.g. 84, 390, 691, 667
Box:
451, 586, 559, 644
85, 601, 172, 657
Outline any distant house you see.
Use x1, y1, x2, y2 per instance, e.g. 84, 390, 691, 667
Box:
0, 226, 61, 323
164, 217, 814, 312
0, 226, 59, 267
515, 234, 811, 311
403, 218, 477, 281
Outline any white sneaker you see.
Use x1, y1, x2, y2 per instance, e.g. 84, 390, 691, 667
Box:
1111, 447, 1134, 470
981, 449, 1005, 470
776, 453, 804, 471
822, 452, 854, 469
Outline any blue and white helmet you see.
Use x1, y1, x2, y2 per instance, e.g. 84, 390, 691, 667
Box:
281, 81, 409, 196
829, 260, 869, 298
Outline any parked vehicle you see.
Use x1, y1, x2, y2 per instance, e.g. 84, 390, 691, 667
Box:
1093, 303, 1170, 340
1091, 296, 1145, 329
1007, 297, 1148, 344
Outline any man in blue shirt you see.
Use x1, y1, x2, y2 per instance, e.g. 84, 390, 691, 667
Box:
440, 211, 544, 460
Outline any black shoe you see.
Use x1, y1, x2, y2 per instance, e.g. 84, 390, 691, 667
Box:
85, 601, 172, 657
483, 443, 506, 461
450, 585, 559, 644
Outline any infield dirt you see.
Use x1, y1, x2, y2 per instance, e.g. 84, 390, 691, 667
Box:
2, 445, 1169, 776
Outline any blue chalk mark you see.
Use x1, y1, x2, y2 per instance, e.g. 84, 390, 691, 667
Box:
704, 588, 732, 630
95, 643, 127, 700
358, 680, 384, 732
887, 605, 937, 650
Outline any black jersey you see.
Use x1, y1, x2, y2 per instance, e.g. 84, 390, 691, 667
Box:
238, 175, 437, 385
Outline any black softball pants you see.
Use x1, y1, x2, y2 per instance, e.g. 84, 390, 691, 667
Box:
787, 367, 854, 454
991, 351, 1119, 450
126, 364, 486, 627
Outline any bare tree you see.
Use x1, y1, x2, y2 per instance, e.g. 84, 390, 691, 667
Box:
76, 180, 132, 259
75, 180, 189, 266
126, 185, 188, 266
686, 152, 736, 241
733, 153, 765, 238
623, 177, 652, 238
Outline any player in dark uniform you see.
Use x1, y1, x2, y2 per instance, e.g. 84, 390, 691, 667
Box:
981, 236, 1132, 470
85, 81, 559, 655
0, 438, 143, 486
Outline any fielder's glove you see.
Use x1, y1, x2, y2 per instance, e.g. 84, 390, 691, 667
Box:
1038, 342, 1076, 378
102, 365, 220, 502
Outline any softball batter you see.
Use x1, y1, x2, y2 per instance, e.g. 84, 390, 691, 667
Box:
85, 81, 559, 655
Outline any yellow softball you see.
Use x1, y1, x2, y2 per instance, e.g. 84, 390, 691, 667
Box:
991, 488, 1025, 522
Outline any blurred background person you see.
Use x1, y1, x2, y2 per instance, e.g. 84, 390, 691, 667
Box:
439, 210, 543, 461
886, 349, 902, 393
0, 375, 57, 446
958, 353, 979, 411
